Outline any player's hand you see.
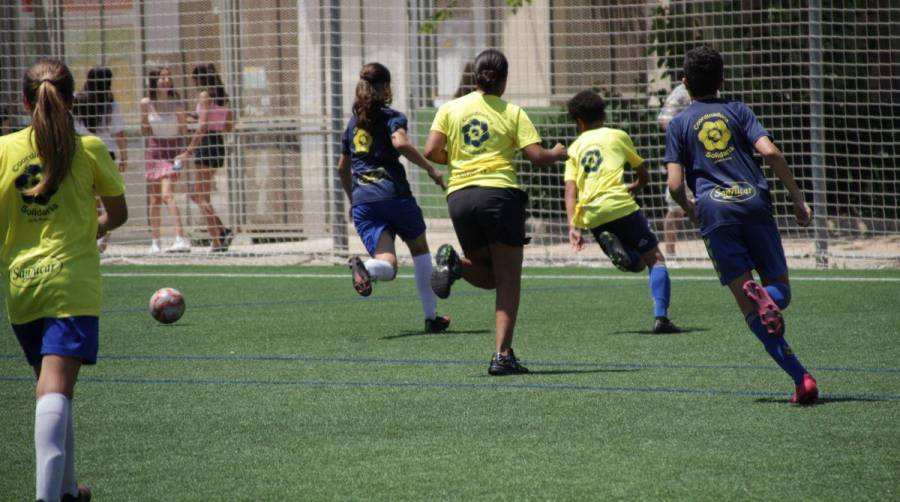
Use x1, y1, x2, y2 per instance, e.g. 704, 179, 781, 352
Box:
96, 221, 109, 239
794, 200, 813, 227
568, 227, 584, 252
429, 169, 446, 190
117, 159, 126, 173
174, 152, 189, 163
551, 143, 567, 161
627, 182, 640, 197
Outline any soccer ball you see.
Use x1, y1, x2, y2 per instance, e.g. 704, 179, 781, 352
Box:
149, 287, 185, 324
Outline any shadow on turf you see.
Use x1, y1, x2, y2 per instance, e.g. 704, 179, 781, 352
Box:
608, 327, 710, 336
380, 329, 491, 340
522, 368, 638, 376
754, 396, 894, 405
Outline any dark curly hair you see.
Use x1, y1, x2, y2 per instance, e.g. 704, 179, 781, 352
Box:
353, 62, 392, 130
683, 45, 724, 98
567, 90, 606, 125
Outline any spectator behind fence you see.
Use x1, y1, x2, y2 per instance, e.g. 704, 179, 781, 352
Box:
73, 66, 127, 253
141, 67, 190, 254
175, 63, 233, 252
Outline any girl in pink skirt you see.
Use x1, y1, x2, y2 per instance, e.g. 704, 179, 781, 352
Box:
141, 67, 190, 253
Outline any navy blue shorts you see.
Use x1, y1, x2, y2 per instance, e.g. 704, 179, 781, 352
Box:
13, 316, 99, 366
352, 197, 427, 256
589, 209, 659, 254
704, 222, 788, 285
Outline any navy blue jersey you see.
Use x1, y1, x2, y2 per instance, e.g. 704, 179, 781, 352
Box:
341, 107, 412, 205
663, 98, 774, 236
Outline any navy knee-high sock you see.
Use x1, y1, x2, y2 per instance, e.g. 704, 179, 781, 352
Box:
746, 312, 807, 383
765, 282, 791, 309
649, 265, 671, 318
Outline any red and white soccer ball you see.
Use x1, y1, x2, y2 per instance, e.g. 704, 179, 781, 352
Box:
149, 287, 186, 324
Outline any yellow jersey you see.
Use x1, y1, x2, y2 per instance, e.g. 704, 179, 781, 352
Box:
431, 91, 542, 194
564, 127, 643, 229
0, 127, 125, 324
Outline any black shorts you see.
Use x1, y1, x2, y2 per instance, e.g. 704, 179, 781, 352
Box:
196, 133, 225, 168
589, 209, 659, 254
447, 186, 529, 254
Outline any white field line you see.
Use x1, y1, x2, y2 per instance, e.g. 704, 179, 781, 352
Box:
103, 272, 900, 283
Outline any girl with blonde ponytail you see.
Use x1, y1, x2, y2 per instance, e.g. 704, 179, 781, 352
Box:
0, 59, 128, 502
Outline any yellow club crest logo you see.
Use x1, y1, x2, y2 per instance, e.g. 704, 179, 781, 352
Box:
698, 120, 731, 151
353, 127, 373, 153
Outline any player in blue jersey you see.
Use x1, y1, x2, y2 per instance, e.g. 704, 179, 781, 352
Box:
339, 63, 450, 333
664, 46, 818, 404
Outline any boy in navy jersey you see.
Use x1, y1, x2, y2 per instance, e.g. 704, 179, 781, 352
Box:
664, 46, 819, 404
340, 63, 450, 333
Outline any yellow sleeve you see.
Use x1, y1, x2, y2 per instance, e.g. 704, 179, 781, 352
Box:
619, 131, 644, 168
84, 137, 125, 197
515, 108, 542, 149
563, 154, 578, 182
430, 104, 450, 135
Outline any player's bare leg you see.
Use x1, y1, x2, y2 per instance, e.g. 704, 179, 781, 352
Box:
485, 242, 527, 375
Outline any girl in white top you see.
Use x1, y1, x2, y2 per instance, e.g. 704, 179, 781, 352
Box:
141, 67, 190, 253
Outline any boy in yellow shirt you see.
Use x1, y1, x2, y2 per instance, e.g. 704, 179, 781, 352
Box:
564, 90, 679, 334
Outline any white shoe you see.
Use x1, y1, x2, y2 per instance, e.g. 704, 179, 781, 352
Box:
166, 236, 191, 253
97, 234, 110, 253
149, 240, 162, 254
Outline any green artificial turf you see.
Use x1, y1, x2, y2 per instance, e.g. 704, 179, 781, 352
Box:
1, 266, 899, 500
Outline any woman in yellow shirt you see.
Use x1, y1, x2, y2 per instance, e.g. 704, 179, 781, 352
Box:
425, 49, 566, 375
0, 59, 127, 502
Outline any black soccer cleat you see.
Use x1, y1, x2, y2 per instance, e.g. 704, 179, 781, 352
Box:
596, 231, 638, 273
61, 484, 92, 502
425, 314, 451, 333
652, 316, 682, 334
348, 256, 372, 297
488, 349, 529, 376
431, 244, 462, 299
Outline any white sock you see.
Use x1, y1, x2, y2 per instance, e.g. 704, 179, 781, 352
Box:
35, 393, 69, 502
364, 259, 395, 281
413, 253, 438, 320
61, 399, 78, 497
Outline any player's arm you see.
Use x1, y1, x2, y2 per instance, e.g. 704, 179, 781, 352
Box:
564, 180, 584, 252
139, 98, 152, 137
337, 154, 352, 203
392, 128, 445, 189
666, 162, 696, 223
97, 194, 128, 239
423, 131, 449, 165
522, 142, 567, 167
628, 162, 650, 196
754, 136, 812, 227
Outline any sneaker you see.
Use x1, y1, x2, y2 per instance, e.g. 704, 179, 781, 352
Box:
220, 228, 234, 251
488, 349, 529, 376
424, 314, 451, 333
790, 373, 819, 405
652, 316, 682, 334
149, 240, 162, 254
348, 256, 372, 297
166, 236, 191, 253
61, 484, 92, 502
431, 244, 462, 299
596, 231, 636, 272
97, 234, 109, 254
742, 280, 784, 337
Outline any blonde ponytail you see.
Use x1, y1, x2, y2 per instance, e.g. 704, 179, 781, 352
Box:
23, 59, 76, 196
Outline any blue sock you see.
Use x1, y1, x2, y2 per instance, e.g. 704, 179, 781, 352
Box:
649, 265, 671, 318
765, 283, 791, 310
745, 312, 807, 384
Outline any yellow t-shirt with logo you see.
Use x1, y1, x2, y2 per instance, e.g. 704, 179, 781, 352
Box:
564, 127, 643, 229
430, 91, 542, 194
0, 127, 125, 324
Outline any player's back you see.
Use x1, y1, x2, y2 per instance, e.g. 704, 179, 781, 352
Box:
342, 106, 412, 204
664, 98, 774, 235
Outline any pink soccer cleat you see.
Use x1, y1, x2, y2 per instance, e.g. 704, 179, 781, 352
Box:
743, 280, 784, 337
790, 373, 819, 405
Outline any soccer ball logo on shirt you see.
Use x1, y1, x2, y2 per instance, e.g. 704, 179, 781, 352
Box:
15, 164, 58, 206
461, 116, 490, 149
698, 119, 732, 152
580, 148, 603, 174
353, 127, 373, 154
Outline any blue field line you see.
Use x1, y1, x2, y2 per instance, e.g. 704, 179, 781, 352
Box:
1, 352, 898, 375
0, 374, 898, 401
